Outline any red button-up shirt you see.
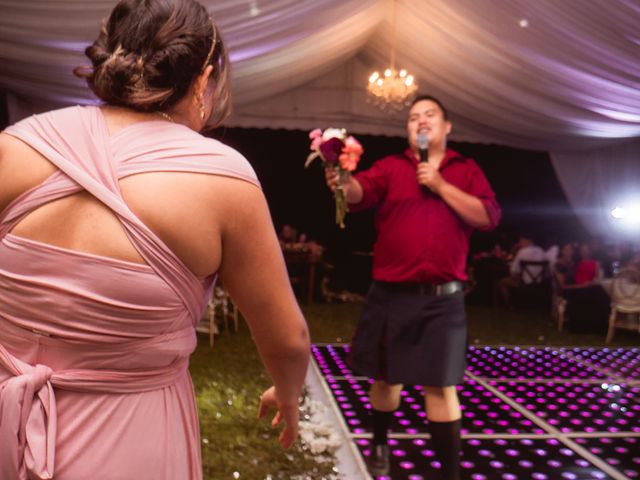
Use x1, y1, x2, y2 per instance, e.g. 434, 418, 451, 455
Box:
352, 148, 501, 283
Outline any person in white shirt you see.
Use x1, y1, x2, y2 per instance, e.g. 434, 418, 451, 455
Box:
499, 235, 548, 306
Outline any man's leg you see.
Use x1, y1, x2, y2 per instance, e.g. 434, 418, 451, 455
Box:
367, 380, 403, 476
424, 385, 462, 480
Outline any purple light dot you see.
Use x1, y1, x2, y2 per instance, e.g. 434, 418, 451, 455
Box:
532, 474, 548, 480
519, 460, 533, 468
502, 474, 517, 480
399, 461, 414, 469
575, 459, 589, 468
489, 460, 505, 469
561, 473, 577, 480
392, 449, 406, 457
505, 449, 519, 457
421, 449, 435, 458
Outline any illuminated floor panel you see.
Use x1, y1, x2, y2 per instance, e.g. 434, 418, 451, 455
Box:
356, 437, 616, 480
573, 436, 640, 479
491, 380, 640, 434
561, 347, 640, 381
329, 378, 544, 435
312, 344, 640, 479
465, 346, 606, 380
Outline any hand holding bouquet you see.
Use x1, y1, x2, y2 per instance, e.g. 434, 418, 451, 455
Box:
304, 128, 363, 228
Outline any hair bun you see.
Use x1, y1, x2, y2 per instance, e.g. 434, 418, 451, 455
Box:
75, 0, 230, 126
83, 44, 151, 108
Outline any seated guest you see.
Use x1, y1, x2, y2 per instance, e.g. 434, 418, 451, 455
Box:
553, 242, 576, 288
278, 224, 298, 244
561, 243, 609, 334
498, 235, 547, 307
574, 244, 601, 285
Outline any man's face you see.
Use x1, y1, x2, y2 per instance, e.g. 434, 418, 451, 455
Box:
406, 99, 451, 151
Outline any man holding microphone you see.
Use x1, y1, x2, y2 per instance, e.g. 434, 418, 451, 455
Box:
325, 95, 501, 479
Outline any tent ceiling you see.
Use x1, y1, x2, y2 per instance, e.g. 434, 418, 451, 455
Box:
1, 0, 638, 152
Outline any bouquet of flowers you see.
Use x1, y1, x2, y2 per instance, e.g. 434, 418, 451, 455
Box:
304, 128, 363, 228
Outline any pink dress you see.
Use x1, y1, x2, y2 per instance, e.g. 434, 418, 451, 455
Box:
0, 106, 259, 480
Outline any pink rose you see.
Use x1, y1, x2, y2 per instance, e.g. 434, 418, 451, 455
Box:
344, 136, 363, 155
309, 128, 322, 139
310, 136, 323, 150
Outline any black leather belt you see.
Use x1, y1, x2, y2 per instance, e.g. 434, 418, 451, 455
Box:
375, 280, 464, 296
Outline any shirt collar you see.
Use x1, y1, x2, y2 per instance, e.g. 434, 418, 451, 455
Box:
403, 147, 463, 168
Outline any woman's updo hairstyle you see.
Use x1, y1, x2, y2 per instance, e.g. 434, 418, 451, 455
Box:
74, 0, 230, 127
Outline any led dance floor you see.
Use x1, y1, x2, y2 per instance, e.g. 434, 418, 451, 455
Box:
311, 344, 640, 479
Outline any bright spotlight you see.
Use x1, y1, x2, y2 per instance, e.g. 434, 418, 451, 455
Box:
611, 207, 626, 219
611, 202, 640, 227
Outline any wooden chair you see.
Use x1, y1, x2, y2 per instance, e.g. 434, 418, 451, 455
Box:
195, 284, 239, 347
605, 268, 640, 344
513, 260, 551, 310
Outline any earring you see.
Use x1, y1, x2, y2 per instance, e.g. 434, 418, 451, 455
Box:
196, 94, 206, 120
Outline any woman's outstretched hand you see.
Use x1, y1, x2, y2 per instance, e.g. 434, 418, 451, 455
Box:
257, 385, 299, 449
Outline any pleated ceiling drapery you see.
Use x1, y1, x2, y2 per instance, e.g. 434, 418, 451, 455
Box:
1, 0, 639, 237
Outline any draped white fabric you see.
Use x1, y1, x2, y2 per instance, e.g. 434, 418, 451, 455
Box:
0, 0, 639, 236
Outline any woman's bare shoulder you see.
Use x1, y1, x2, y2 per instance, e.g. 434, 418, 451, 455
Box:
0, 131, 58, 210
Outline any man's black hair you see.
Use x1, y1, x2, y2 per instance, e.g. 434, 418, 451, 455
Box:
409, 95, 449, 120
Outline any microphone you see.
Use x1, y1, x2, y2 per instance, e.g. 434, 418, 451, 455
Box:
417, 131, 428, 162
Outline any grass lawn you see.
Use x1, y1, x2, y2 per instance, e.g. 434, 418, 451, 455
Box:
190, 300, 638, 479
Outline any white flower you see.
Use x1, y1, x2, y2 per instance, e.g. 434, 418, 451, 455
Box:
298, 397, 342, 457
321, 128, 346, 141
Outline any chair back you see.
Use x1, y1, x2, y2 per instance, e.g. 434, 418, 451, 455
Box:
611, 268, 640, 310
606, 268, 640, 343
519, 260, 550, 284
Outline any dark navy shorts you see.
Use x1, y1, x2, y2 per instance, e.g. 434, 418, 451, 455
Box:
348, 281, 467, 387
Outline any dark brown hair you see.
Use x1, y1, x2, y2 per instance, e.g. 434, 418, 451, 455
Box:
74, 0, 230, 127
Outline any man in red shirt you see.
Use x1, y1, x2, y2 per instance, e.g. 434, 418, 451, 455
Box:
325, 95, 500, 479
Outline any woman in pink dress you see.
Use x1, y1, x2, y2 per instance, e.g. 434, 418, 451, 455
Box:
0, 1, 310, 478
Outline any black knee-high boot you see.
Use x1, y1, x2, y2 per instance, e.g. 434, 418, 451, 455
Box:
372, 409, 392, 445
429, 418, 461, 480
367, 409, 392, 476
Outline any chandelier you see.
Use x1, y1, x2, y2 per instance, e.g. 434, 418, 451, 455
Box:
366, 0, 417, 112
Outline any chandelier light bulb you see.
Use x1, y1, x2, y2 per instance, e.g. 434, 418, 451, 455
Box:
367, 65, 418, 112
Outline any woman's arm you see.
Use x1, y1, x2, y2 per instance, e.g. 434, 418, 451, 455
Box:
217, 180, 310, 449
